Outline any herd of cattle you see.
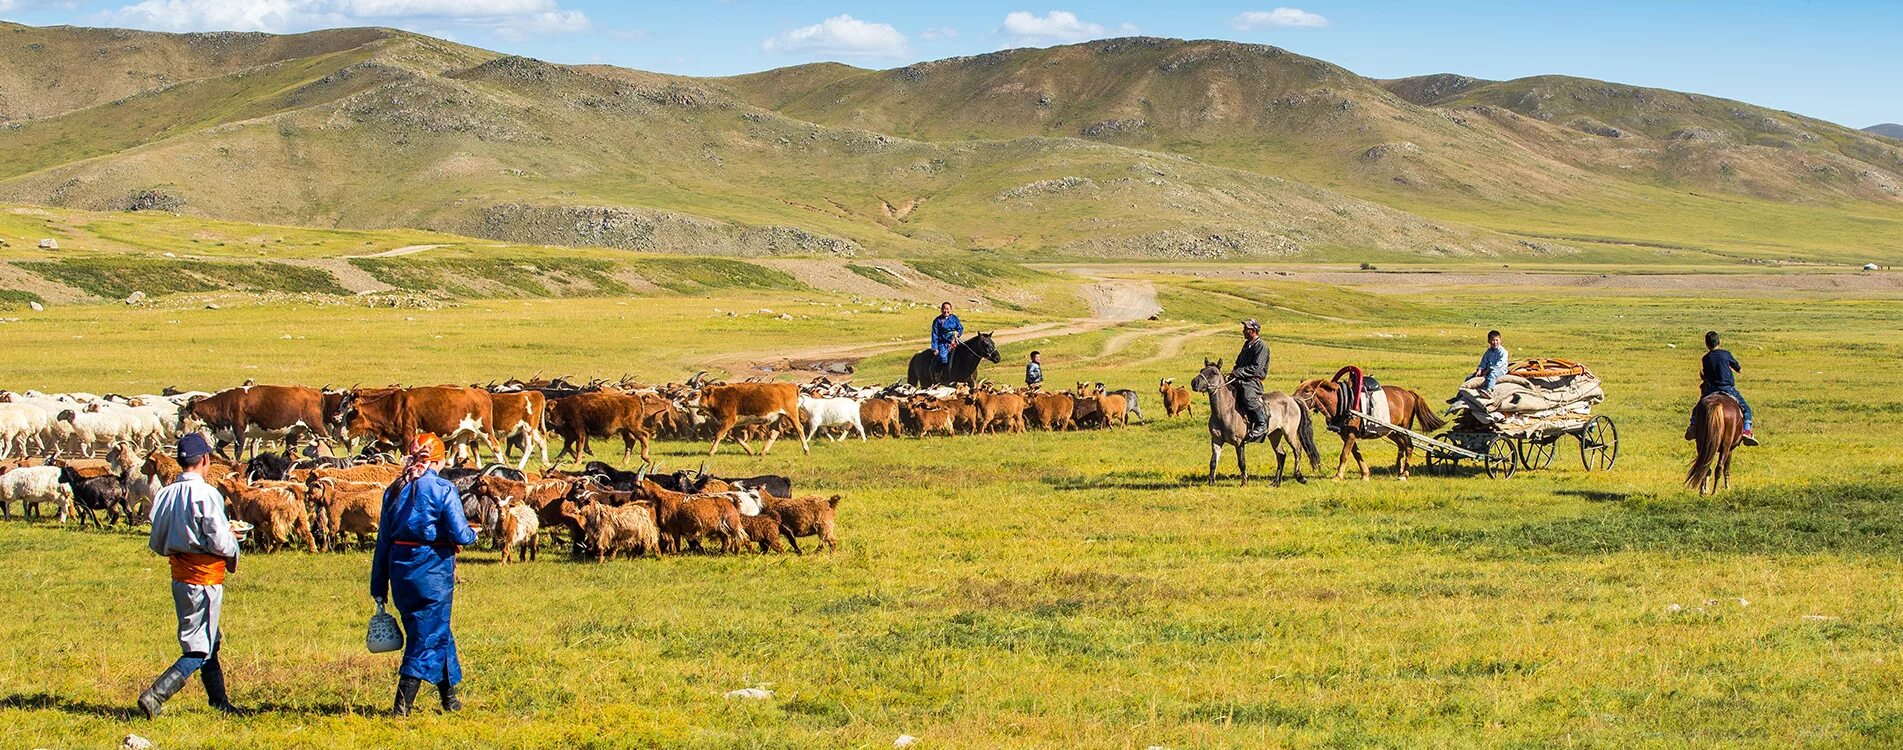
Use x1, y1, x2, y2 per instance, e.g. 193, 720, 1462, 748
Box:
0, 373, 1192, 558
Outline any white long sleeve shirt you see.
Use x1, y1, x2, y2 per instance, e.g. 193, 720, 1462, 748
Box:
148, 472, 240, 563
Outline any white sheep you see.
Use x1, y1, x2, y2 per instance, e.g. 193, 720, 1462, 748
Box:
56, 404, 154, 457
798, 393, 867, 443
0, 465, 73, 521
0, 403, 47, 458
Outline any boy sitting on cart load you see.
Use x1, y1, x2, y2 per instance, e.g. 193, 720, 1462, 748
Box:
1472, 330, 1508, 396
1691, 330, 1759, 446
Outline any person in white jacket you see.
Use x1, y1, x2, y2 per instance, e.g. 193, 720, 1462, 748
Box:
138, 433, 245, 718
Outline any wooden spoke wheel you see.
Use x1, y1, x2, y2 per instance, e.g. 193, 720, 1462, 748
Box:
1484, 437, 1518, 479
1516, 437, 1558, 470
1578, 415, 1619, 471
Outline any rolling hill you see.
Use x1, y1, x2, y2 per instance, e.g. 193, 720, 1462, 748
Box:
0, 24, 1898, 266
1868, 124, 1903, 140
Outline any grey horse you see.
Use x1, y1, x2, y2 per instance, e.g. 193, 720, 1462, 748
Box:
1189, 359, 1318, 487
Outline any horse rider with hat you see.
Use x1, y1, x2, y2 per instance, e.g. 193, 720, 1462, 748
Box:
138, 432, 245, 718
1233, 319, 1271, 443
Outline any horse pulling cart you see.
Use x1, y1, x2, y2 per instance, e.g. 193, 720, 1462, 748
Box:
1341, 357, 1619, 479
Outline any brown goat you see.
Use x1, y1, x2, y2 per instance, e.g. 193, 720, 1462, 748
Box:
306, 477, 383, 551
1094, 384, 1130, 428
495, 496, 541, 563
635, 480, 747, 554
968, 391, 1028, 434
1027, 392, 1076, 430
859, 397, 903, 437
217, 478, 317, 553
764, 494, 842, 553
905, 398, 956, 437
1159, 378, 1193, 418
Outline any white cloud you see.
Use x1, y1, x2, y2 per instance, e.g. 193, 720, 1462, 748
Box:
1000, 10, 1108, 42
1229, 8, 1331, 30
920, 26, 958, 41
763, 14, 909, 59
100, 0, 590, 37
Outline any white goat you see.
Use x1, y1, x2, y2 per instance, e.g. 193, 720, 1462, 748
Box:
797, 393, 866, 443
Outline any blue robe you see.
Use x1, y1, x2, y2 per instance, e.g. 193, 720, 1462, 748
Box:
931, 314, 964, 365
369, 470, 477, 685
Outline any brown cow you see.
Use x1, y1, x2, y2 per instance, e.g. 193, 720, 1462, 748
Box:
1160, 378, 1193, 418
343, 386, 501, 463
489, 390, 549, 469
685, 383, 809, 456
544, 391, 652, 465
183, 385, 333, 459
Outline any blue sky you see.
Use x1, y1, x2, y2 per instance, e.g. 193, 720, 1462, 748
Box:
3, 1, 1894, 128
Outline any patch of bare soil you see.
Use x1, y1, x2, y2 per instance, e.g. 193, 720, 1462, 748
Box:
280, 258, 392, 294
0, 260, 94, 303
1059, 265, 1903, 295
752, 259, 976, 304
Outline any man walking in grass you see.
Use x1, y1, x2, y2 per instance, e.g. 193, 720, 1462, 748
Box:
1694, 330, 1759, 446
138, 433, 245, 718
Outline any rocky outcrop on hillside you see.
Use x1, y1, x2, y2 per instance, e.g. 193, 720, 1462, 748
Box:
466, 204, 860, 256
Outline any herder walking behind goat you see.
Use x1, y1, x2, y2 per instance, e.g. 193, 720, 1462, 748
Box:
138, 433, 245, 718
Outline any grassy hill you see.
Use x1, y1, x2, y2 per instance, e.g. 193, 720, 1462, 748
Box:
1868, 124, 1903, 140
0, 25, 1899, 267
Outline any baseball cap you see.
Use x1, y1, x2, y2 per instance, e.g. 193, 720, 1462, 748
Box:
176, 433, 214, 462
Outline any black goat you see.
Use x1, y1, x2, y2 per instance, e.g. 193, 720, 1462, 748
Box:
57, 465, 131, 529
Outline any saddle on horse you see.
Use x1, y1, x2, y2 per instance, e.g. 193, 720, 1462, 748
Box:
1331, 366, 1388, 438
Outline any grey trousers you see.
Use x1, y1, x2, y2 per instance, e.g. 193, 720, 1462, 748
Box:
171, 581, 223, 656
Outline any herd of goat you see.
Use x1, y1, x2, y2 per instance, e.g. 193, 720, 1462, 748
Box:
0, 372, 1194, 560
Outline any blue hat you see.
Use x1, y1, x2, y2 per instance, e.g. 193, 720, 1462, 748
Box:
176, 433, 214, 462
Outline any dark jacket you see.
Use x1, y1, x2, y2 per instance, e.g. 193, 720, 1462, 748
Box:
1232, 337, 1270, 386
1701, 349, 1740, 390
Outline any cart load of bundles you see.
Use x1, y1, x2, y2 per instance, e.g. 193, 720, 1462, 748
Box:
1446, 358, 1604, 436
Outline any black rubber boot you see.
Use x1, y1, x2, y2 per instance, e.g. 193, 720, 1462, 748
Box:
200, 654, 247, 715
391, 676, 421, 717
438, 681, 462, 712
138, 665, 191, 719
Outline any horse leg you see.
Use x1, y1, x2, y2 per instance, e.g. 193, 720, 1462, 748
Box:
1270, 433, 1288, 488
1209, 442, 1221, 486
1237, 441, 1248, 487
1333, 434, 1351, 481
1394, 436, 1411, 481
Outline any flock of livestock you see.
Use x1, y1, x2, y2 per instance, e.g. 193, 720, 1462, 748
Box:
0, 371, 1186, 560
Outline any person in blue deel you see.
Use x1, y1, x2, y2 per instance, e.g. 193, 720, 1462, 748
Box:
930, 301, 964, 378
370, 432, 477, 716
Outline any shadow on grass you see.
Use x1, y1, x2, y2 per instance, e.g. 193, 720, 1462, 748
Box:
1378, 481, 1903, 557
0, 692, 380, 718
1555, 488, 1634, 503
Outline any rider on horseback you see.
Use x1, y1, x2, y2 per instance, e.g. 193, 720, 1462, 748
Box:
930, 302, 963, 380
1692, 330, 1758, 446
1232, 319, 1270, 444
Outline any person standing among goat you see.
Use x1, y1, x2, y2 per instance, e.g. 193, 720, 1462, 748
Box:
1232, 319, 1270, 443
370, 433, 478, 716
1693, 330, 1759, 446
1025, 351, 1044, 390
930, 302, 964, 379
138, 432, 245, 718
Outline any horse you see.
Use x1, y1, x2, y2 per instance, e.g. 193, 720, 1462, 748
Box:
1686, 392, 1744, 494
1189, 359, 1317, 487
906, 332, 1001, 387
1293, 378, 1446, 481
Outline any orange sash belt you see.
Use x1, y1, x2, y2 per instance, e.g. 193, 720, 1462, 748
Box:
170, 553, 228, 585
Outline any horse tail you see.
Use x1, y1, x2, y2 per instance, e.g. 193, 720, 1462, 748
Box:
1409, 390, 1447, 432
1297, 406, 1320, 470
1685, 402, 1716, 489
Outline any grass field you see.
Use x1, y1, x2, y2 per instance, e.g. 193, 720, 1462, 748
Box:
3, 270, 1902, 749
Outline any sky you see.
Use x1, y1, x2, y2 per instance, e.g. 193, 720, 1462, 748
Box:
2, 1, 1894, 128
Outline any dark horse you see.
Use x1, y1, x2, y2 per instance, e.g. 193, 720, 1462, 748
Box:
1686, 392, 1744, 494
906, 332, 1001, 387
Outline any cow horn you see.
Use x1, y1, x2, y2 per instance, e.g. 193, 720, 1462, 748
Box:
696, 461, 707, 480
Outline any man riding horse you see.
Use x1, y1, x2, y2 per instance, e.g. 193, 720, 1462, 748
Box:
1233, 319, 1270, 444
930, 302, 963, 381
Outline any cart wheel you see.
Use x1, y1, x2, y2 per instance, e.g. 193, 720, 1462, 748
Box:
1578, 415, 1619, 471
1423, 451, 1445, 476
1485, 437, 1517, 479
1517, 437, 1557, 470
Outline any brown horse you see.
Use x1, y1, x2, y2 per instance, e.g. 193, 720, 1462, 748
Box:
1293, 378, 1446, 480
1686, 392, 1744, 494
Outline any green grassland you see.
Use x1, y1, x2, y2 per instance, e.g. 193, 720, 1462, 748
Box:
2, 270, 1901, 749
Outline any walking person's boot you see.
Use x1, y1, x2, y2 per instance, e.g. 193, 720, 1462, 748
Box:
391, 676, 422, 717
137, 665, 191, 719
438, 681, 462, 712
200, 653, 248, 715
